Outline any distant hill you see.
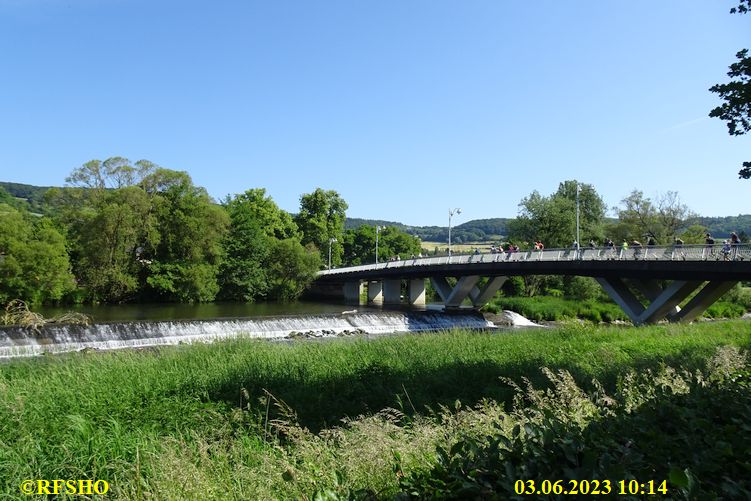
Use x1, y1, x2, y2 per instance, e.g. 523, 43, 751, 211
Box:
0, 181, 54, 214
344, 217, 511, 243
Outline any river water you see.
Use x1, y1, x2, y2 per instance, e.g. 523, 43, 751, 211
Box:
1, 301, 494, 359
35, 300, 378, 323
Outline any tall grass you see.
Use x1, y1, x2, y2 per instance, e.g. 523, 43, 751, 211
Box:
1, 321, 750, 498
483, 295, 629, 322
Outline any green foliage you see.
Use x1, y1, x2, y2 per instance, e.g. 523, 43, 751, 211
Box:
704, 301, 745, 319
295, 188, 348, 268
508, 180, 605, 248
1, 322, 750, 499
709, 2, 751, 178
0, 204, 74, 304
266, 238, 321, 301
611, 190, 695, 244
561, 276, 602, 301
501, 276, 526, 297
342, 225, 422, 265
485, 296, 628, 322
398, 353, 751, 499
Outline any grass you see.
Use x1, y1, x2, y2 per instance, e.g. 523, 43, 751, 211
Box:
483, 295, 630, 322
484, 295, 748, 323
421, 240, 495, 253
1, 321, 750, 498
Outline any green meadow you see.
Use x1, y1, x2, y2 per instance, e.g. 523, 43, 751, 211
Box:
1, 321, 750, 499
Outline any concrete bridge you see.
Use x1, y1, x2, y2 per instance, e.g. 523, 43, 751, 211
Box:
313, 244, 751, 325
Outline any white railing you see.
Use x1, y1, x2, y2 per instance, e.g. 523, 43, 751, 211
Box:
319, 244, 751, 276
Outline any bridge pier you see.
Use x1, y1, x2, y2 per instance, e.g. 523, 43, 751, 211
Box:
367, 281, 383, 305
431, 276, 504, 310
343, 281, 363, 305
409, 279, 426, 306
596, 278, 738, 325
383, 279, 402, 305
469, 276, 507, 307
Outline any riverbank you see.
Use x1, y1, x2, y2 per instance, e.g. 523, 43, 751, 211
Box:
1, 320, 749, 498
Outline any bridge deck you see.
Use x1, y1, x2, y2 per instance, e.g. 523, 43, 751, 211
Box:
317, 244, 751, 282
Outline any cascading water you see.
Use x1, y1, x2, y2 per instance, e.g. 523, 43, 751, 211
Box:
0, 311, 496, 359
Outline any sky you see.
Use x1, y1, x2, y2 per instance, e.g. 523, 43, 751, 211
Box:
0, 0, 749, 226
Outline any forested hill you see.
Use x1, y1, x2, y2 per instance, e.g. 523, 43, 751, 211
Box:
3, 181, 751, 241
345, 217, 512, 243
0, 181, 53, 213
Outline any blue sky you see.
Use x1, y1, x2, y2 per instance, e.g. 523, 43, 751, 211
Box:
1, 0, 748, 226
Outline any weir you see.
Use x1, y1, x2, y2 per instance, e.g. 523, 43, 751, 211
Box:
0, 311, 494, 359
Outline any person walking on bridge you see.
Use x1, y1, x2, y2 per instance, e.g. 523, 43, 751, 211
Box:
704, 233, 715, 260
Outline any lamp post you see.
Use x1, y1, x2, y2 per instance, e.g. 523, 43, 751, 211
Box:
448, 207, 462, 260
575, 183, 581, 256
328, 237, 337, 270
375, 225, 383, 264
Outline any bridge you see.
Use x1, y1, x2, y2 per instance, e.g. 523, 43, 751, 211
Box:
313, 244, 751, 325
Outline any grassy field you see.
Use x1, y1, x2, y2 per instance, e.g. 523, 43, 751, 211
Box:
1, 321, 750, 499
421, 240, 495, 253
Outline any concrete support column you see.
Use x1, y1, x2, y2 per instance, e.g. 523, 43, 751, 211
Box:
596, 277, 730, 326
367, 281, 383, 304
469, 276, 507, 307
675, 281, 738, 323
409, 278, 426, 306
595, 277, 645, 322
343, 281, 363, 305
636, 280, 701, 324
430, 277, 453, 302
383, 279, 402, 305
445, 275, 480, 308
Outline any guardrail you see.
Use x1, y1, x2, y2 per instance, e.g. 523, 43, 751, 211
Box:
319, 244, 751, 275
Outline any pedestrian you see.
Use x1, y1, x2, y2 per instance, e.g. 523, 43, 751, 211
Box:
673, 237, 685, 260
722, 240, 732, 261
589, 239, 596, 249
704, 233, 715, 260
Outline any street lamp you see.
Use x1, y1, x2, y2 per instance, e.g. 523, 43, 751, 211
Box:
375, 225, 383, 264
575, 182, 581, 256
328, 237, 337, 270
448, 207, 462, 260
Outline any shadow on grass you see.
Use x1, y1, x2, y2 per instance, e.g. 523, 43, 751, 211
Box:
209, 345, 724, 432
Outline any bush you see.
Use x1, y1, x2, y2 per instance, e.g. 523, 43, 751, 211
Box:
397, 352, 751, 500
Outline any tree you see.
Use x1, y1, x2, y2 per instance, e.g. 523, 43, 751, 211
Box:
265, 239, 321, 301
53, 159, 164, 302
342, 225, 422, 265
0, 204, 74, 305
612, 190, 695, 244
219, 189, 298, 301
295, 189, 348, 268
507, 180, 606, 248
142, 169, 228, 302
709, 0, 751, 178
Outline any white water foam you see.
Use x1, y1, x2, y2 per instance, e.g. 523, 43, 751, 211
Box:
0, 312, 495, 359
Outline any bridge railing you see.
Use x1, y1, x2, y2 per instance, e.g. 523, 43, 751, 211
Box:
319, 243, 750, 275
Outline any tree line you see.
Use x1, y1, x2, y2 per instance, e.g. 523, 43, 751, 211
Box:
0, 159, 745, 307
0, 158, 425, 306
